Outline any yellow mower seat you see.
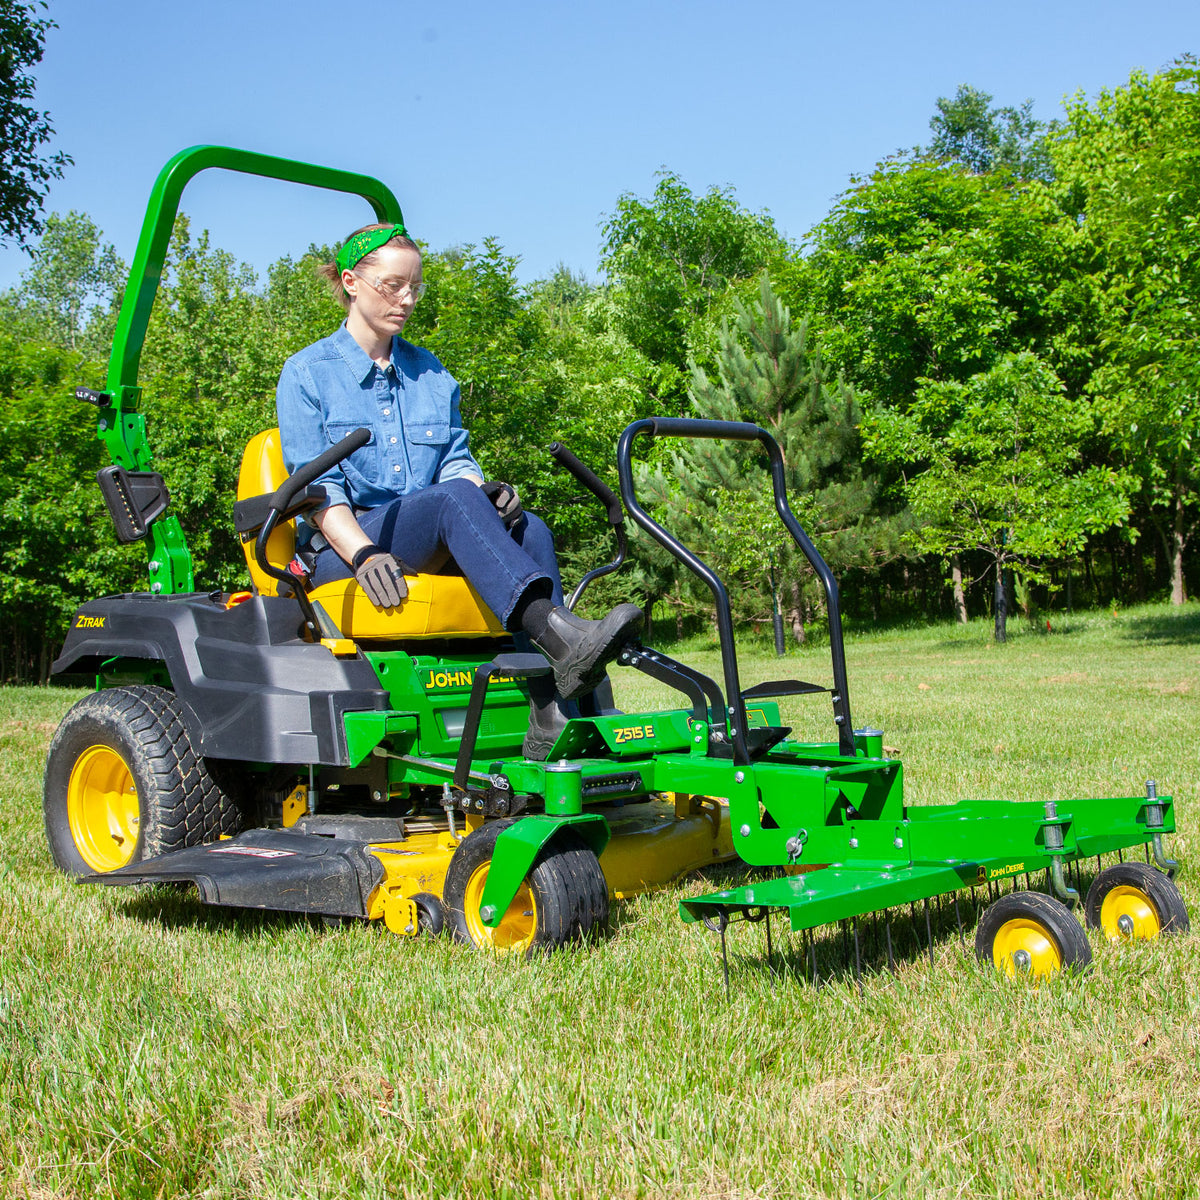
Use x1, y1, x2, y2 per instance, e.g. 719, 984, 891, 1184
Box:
236, 429, 504, 640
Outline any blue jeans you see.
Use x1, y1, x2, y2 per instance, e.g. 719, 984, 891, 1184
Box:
308, 478, 564, 627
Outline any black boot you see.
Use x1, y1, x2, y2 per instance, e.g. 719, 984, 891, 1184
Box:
522, 674, 578, 761
531, 603, 643, 701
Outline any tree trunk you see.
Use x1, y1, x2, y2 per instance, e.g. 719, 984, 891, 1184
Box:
1171, 474, 1188, 605
1083, 543, 1098, 604
642, 598, 655, 643
993, 561, 1007, 643
951, 555, 967, 623
788, 580, 806, 645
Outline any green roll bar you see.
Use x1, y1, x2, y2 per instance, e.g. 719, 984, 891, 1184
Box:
95, 145, 405, 594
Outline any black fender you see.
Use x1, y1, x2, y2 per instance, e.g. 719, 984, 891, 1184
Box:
53, 593, 389, 765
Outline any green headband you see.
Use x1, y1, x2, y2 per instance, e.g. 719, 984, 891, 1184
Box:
335, 224, 409, 275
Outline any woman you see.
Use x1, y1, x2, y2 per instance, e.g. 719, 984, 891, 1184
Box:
275, 222, 641, 751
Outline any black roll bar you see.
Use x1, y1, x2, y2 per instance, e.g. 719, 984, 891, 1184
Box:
615, 417, 856, 763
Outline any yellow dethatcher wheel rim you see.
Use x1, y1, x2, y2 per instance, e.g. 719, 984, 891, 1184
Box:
991, 916, 1063, 978
66, 745, 139, 872
462, 863, 538, 953
1099, 885, 1161, 941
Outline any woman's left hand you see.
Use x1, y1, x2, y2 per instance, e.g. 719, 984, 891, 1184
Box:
480, 480, 523, 527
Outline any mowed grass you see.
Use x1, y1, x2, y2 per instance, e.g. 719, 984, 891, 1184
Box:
1, 603, 1198, 1199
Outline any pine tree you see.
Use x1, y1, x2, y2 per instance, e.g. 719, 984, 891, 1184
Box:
639, 276, 896, 645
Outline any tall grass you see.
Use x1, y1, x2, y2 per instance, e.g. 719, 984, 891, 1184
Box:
2, 603, 1198, 1199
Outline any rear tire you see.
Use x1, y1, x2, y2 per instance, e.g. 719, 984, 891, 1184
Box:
444, 819, 609, 955
43, 685, 245, 876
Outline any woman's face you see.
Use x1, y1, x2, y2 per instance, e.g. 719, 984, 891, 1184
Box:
342, 244, 423, 338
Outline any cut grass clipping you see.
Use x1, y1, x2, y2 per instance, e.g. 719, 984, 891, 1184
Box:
1, 602, 1198, 1199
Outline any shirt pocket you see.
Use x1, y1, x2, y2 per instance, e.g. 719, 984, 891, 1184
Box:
324, 420, 384, 494
405, 421, 450, 489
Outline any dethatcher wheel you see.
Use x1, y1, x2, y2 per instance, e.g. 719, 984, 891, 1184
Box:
444, 819, 609, 956
43, 685, 245, 876
975, 890, 1092, 979
1084, 862, 1189, 941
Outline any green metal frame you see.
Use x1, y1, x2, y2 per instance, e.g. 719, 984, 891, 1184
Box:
95, 145, 404, 594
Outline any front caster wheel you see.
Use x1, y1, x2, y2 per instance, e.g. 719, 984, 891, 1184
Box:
412, 892, 446, 937
1084, 862, 1189, 941
975, 890, 1092, 979
444, 819, 608, 956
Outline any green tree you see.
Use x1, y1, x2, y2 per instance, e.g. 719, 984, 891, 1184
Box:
0, 338, 139, 680
0, 0, 70, 247
926, 84, 1053, 181
800, 160, 1090, 408
20, 210, 125, 351
600, 171, 788, 407
868, 352, 1130, 640
1052, 59, 1200, 604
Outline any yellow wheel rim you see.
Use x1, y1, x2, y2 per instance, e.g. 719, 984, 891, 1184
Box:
1100, 885, 1161, 942
66, 745, 139, 872
992, 917, 1063, 978
462, 863, 538, 953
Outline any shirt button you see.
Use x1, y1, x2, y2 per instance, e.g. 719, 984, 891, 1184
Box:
393, 464, 402, 472
426, 430, 433, 437
383, 408, 391, 416
390, 436, 397, 444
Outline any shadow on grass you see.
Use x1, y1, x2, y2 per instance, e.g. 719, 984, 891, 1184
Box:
114, 883, 353, 937
1122, 606, 1200, 646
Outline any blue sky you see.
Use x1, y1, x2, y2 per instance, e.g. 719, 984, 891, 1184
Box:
1, 0, 1195, 291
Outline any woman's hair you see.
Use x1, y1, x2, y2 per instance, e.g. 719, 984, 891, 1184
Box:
318, 223, 421, 311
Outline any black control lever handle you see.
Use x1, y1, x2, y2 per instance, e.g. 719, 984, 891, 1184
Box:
269, 427, 370, 514
548, 441, 624, 527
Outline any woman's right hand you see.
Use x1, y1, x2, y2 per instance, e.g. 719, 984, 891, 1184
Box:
353, 547, 408, 608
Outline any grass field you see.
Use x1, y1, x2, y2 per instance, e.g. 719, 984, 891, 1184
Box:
2, 603, 1198, 1199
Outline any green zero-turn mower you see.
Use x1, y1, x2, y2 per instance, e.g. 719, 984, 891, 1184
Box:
44, 146, 1189, 978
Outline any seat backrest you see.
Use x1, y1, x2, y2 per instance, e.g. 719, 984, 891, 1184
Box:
236, 428, 294, 596
234, 429, 505, 640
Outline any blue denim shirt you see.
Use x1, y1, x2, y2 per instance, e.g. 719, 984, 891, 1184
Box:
275, 324, 482, 540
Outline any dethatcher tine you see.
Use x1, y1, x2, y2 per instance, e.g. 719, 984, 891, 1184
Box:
43, 146, 1188, 983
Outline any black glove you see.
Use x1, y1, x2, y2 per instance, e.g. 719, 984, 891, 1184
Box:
480, 480, 523, 527
352, 543, 409, 608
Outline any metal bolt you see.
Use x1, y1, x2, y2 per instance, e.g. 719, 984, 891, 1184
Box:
1118, 913, 1134, 938
372, 790, 382, 801
894, 836, 904, 849
98, 419, 108, 431
150, 582, 162, 594
739, 823, 751, 837
1013, 948, 1032, 973
480, 905, 496, 923
849, 837, 859, 849
149, 560, 160, 574
475, 798, 484, 811
734, 771, 745, 784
